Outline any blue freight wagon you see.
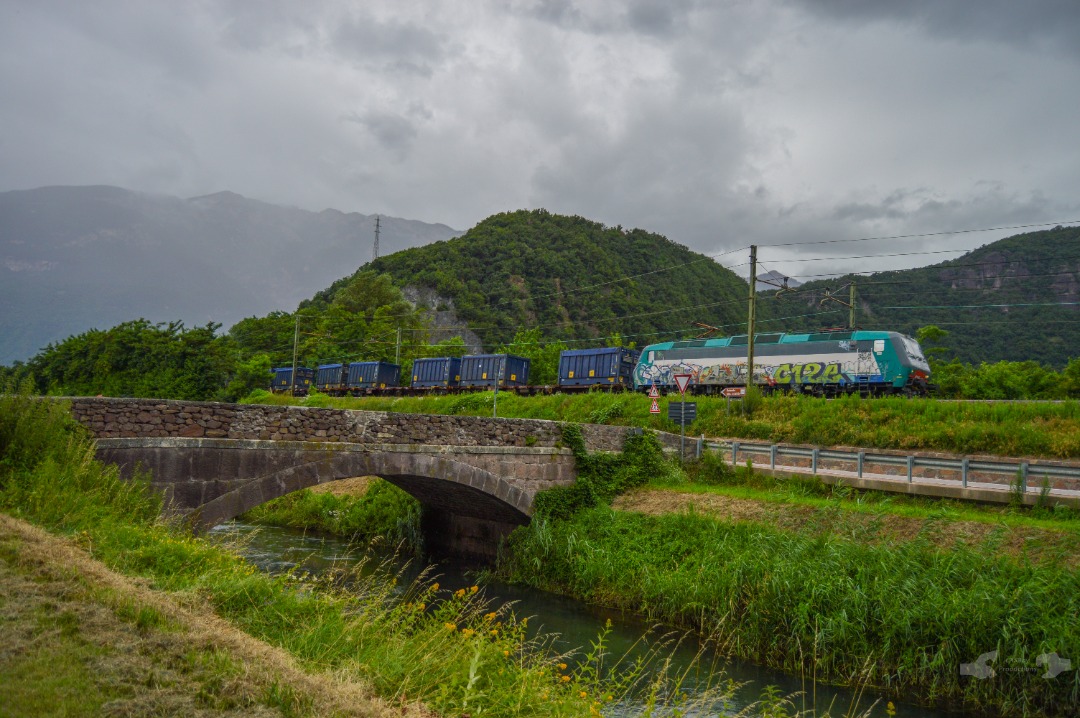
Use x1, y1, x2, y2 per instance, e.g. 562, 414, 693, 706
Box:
270, 367, 315, 395
459, 354, 530, 388
411, 356, 462, 388
347, 361, 401, 391
316, 363, 348, 394
558, 347, 640, 388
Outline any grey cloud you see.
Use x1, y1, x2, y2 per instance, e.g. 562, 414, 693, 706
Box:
343, 111, 420, 158
626, 0, 694, 38
332, 13, 450, 75
789, 0, 1080, 58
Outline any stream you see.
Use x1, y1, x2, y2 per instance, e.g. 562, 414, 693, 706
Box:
209, 521, 970, 718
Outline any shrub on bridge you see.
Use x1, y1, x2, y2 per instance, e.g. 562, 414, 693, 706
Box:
532, 424, 677, 520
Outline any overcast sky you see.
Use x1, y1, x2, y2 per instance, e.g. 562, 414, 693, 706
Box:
2, 0, 1079, 279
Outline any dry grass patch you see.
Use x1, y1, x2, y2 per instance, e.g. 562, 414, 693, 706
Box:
0, 513, 427, 718
612, 488, 1080, 566
307, 476, 376, 497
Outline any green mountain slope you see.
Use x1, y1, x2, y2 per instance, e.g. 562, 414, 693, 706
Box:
766, 225, 1080, 367
321, 209, 751, 350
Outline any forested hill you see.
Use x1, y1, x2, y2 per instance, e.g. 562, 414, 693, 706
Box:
321, 210, 750, 350
767, 225, 1080, 367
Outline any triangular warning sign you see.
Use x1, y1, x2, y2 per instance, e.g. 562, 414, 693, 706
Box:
648, 384, 660, 399
673, 374, 692, 395
649, 398, 661, 414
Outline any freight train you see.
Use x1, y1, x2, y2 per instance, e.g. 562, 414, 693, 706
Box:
270, 346, 639, 396
270, 330, 931, 398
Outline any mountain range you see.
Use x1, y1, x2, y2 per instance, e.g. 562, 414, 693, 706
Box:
3, 185, 1078, 370
0, 186, 459, 364
767, 224, 1080, 366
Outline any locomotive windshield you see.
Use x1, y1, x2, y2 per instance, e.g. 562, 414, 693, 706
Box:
899, 335, 930, 372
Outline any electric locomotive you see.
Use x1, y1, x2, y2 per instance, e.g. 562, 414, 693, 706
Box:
634, 330, 931, 396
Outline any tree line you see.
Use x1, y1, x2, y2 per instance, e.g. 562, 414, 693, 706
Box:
0, 271, 579, 401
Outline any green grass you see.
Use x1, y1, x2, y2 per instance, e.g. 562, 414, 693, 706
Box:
0, 386, 749, 718
245, 390, 1080, 459
497, 505, 1080, 717
679, 451, 1080, 535
241, 480, 422, 549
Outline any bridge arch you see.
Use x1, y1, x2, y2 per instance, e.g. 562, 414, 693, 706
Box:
94, 438, 539, 558
192, 447, 533, 531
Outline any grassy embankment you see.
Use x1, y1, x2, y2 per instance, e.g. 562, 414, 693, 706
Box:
244, 390, 1080, 459
494, 434, 1080, 717
0, 389, 751, 718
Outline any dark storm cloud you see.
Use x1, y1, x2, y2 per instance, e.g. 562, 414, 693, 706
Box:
625, 0, 694, 38
792, 0, 1080, 58
2, 0, 1078, 280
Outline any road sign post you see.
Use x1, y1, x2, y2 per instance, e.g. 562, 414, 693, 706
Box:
672, 375, 693, 460
668, 401, 697, 462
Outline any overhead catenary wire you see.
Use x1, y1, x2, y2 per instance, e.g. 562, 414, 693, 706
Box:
756, 219, 1080, 248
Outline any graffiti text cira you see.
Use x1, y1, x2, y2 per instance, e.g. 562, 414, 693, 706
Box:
773, 362, 849, 384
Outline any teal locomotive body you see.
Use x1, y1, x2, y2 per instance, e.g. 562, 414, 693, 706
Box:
633, 330, 930, 396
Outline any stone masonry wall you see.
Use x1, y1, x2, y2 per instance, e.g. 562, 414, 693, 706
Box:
69, 398, 683, 454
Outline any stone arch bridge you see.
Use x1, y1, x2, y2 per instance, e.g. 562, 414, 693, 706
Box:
70, 398, 682, 558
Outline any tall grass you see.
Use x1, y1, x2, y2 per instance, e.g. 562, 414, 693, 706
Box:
245, 391, 1080, 458
0, 386, 772, 717
498, 506, 1080, 717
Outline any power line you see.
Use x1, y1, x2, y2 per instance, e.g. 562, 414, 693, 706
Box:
763, 248, 971, 264
880, 302, 1080, 310
776, 253, 1080, 282
757, 220, 1080, 249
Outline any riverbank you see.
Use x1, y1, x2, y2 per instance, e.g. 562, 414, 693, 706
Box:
241, 435, 1080, 717
244, 390, 1080, 459
495, 454, 1080, 717
0, 389, 749, 718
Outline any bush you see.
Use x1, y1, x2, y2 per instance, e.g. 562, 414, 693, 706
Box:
532, 425, 677, 519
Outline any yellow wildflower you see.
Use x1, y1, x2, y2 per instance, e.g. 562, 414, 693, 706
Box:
417, 602, 425, 611
490, 629, 498, 636
561, 675, 571, 683
503, 650, 510, 658
454, 588, 466, 598
444, 622, 456, 631
470, 585, 478, 593
579, 691, 587, 699
462, 628, 475, 638
558, 663, 568, 671
484, 612, 497, 621
431, 582, 439, 591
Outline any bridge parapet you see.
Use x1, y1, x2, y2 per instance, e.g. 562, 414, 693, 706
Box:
69, 397, 671, 453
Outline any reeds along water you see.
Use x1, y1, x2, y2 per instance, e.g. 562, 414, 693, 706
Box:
497, 505, 1080, 717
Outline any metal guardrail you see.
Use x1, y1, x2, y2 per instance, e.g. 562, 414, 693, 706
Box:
697, 439, 1080, 490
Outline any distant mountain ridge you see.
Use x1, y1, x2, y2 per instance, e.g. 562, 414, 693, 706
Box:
0, 185, 460, 364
